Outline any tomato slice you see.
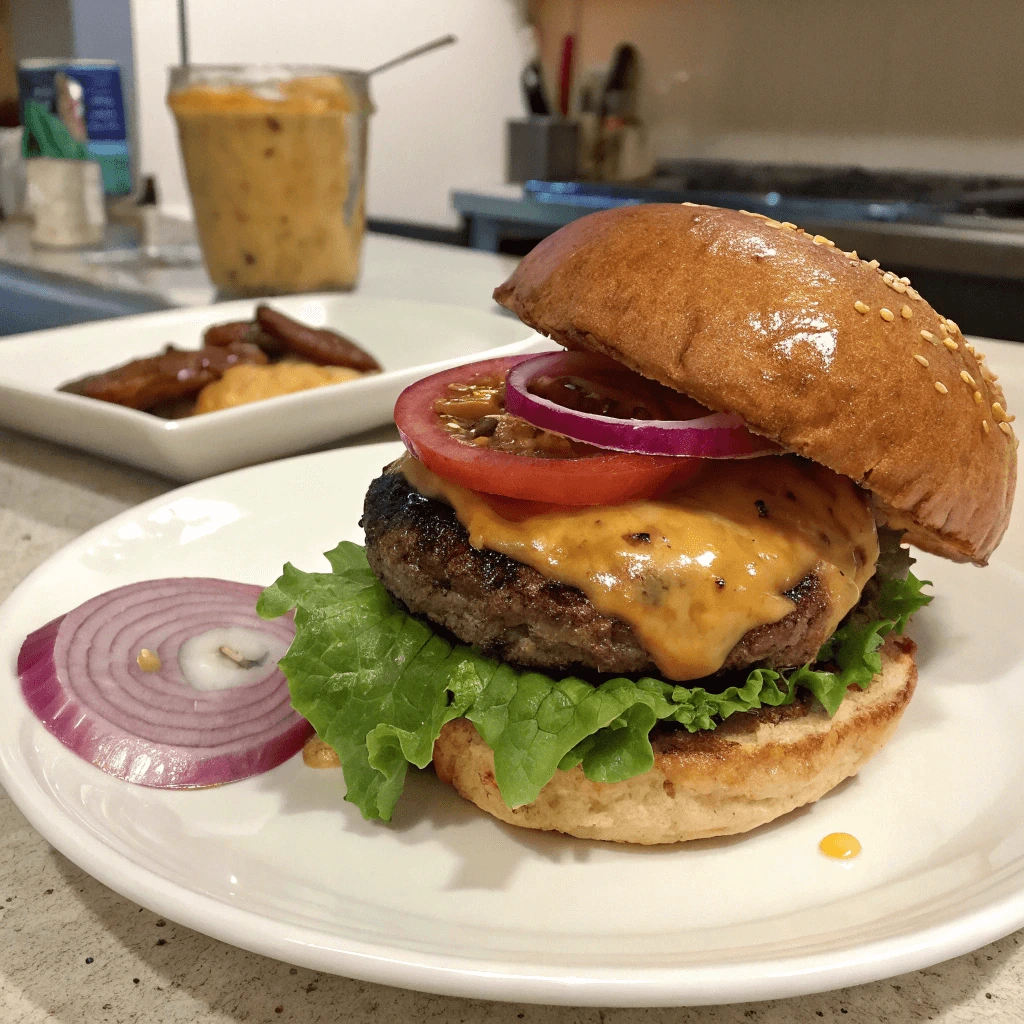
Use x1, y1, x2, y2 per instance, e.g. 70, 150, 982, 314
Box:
394, 356, 698, 505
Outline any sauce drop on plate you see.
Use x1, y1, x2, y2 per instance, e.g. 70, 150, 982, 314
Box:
136, 648, 161, 673
819, 832, 861, 859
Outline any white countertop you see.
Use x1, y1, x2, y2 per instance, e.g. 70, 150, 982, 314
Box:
2, 224, 1024, 1023
0, 216, 519, 313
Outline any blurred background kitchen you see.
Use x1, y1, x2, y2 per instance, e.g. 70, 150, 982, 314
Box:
1, 0, 1023, 337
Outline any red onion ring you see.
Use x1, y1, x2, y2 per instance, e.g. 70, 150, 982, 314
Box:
17, 578, 311, 788
505, 352, 778, 458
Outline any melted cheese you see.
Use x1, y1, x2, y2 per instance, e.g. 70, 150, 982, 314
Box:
399, 455, 878, 681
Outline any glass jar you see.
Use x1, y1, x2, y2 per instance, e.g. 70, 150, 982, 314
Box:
168, 65, 372, 297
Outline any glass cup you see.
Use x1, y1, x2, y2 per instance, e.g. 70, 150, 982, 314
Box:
168, 65, 372, 297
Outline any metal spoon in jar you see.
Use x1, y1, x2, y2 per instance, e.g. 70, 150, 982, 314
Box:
367, 33, 457, 76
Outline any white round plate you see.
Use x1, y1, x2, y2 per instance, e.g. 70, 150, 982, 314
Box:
1, 441, 1023, 1007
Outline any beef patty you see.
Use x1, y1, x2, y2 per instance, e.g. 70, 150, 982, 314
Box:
361, 468, 841, 678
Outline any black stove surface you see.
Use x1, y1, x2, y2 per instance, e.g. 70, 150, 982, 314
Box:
654, 159, 1024, 209
526, 159, 1024, 222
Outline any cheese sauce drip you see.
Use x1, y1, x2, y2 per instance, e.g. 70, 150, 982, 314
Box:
399, 455, 877, 681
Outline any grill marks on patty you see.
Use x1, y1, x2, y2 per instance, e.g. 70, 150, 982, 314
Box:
362, 471, 649, 674
361, 469, 841, 679
724, 572, 832, 671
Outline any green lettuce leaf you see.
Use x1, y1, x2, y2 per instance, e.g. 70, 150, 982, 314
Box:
256, 545, 491, 821
876, 573, 933, 633
259, 542, 931, 819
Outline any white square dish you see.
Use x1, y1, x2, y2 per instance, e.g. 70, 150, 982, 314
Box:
0, 292, 547, 480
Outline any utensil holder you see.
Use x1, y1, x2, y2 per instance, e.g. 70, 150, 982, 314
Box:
506, 117, 579, 183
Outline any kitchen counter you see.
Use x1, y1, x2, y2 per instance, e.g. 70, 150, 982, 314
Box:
3, 230, 1024, 1023
0, 215, 521, 326
452, 184, 1024, 279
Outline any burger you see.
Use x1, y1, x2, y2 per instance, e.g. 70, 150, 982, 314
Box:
258, 204, 1016, 844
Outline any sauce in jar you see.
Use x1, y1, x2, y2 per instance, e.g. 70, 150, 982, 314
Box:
168, 66, 371, 296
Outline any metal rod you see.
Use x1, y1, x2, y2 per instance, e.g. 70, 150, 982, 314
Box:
367, 33, 457, 76
177, 0, 190, 66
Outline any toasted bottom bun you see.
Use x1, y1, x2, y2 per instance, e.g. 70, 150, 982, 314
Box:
432, 635, 917, 845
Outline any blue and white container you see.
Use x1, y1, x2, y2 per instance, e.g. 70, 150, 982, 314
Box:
18, 58, 131, 196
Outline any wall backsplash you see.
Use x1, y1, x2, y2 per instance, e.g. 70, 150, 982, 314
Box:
534, 0, 1024, 175
132, 0, 530, 228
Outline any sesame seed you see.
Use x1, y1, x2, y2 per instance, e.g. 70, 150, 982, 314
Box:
940, 322, 950, 334
892, 280, 908, 294
946, 319, 961, 334
766, 218, 782, 228
914, 354, 929, 367
934, 381, 948, 394
983, 420, 991, 434
943, 337, 959, 351
961, 370, 976, 386
1000, 421, 1013, 436
882, 272, 895, 284
812, 234, 829, 245
781, 221, 797, 229
854, 300, 870, 314
965, 342, 976, 354
974, 390, 983, 404
880, 307, 895, 322
868, 259, 880, 269
900, 276, 911, 285
901, 305, 913, 319
845, 250, 858, 260
920, 329, 936, 343
993, 401, 1007, 420
907, 286, 922, 301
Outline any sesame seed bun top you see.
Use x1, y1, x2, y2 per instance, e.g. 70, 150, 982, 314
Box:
493, 203, 1016, 565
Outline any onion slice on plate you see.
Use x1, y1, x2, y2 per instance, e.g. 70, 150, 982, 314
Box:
505, 352, 778, 458
17, 578, 311, 788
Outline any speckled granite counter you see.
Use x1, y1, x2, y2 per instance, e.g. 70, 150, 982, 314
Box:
3, 228, 1024, 1021
0, 216, 524, 314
